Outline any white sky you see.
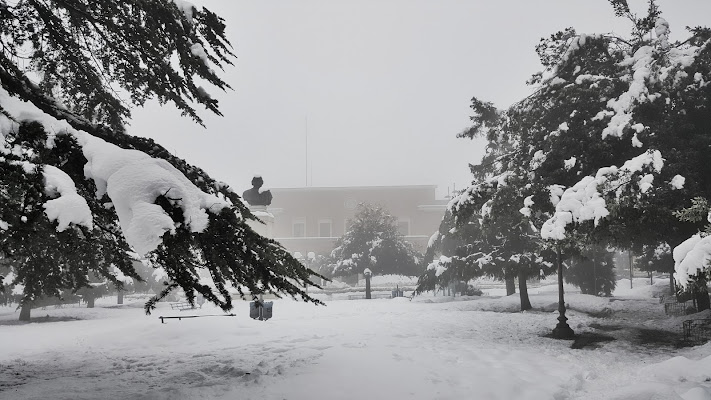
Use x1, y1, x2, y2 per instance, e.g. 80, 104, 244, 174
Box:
129, 0, 711, 199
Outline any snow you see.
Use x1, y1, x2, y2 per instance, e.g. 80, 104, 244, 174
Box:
427, 231, 440, 250
190, 43, 209, 66
2, 271, 14, 286
522, 195, 534, 206
78, 133, 229, 255
674, 234, 711, 288
602, 45, 653, 139
639, 173, 654, 194
541, 175, 609, 241
112, 266, 134, 286
520, 195, 535, 217
430, 255, 451, 277
171, 0, 195, 23
564, 156, 577, 170
42, 165, 93, 232
480, 199, 493, 218
542, 150, 664, 240
549, 184, 565, 207
1, 279, 710, 399
530, 149, 547, 170
671, 175, 686, 190
0, 85, 230, 256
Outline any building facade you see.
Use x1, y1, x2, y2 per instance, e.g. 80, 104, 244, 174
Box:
265, 185, 447, 258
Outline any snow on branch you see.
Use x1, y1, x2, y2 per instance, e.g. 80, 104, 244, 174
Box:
600, 18, 706, 140
0, 85, 229, 255
77, 132, 229, 255
43, 165, 93, 231
541, 150, 664, 241
672, 234, 711, 288
171, 0, 196, 23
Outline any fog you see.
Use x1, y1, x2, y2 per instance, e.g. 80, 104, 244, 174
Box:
129, 0, 711, 198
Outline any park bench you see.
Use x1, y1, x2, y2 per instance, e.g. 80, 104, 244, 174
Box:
159, 313, 235, 324
347, 293, 392, 300
170, 302, 200, 311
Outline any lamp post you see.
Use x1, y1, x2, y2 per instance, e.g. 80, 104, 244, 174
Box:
364, 268, 372, 299
306, 251, 316, 294
552, 244, 575, 339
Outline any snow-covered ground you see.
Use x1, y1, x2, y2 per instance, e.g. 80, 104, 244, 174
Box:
1, 279, 710, 400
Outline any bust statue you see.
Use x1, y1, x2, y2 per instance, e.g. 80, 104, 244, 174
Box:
243, 175, 273, 206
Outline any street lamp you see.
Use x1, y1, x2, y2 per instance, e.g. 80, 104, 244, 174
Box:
552, 244, 575, 339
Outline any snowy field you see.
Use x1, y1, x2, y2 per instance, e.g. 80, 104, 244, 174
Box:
1, 279, 711, 400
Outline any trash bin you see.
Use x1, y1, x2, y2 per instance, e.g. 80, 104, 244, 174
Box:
249, 300, 273, 321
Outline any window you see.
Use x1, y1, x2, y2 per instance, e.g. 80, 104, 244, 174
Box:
397, 219, 410, 236
318, 219, 332, 238
293, 218, 306, 237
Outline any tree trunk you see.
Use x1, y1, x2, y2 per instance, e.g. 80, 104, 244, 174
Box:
592, 254, 598, 296
518, 270, 532, 311
628, 251, 634, 289
19, 302, 32, 321
87, 296, 95, 308
117, 291, 123, 305
694, 281, 710, 312
505, 274, 516, 296
670, 274, 675, 294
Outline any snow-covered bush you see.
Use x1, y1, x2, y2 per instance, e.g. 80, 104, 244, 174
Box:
331, 203, 422, 278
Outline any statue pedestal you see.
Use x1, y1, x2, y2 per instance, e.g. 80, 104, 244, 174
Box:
247, 205, 274, 238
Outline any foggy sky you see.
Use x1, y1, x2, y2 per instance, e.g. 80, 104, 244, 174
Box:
128, 0, 711, 199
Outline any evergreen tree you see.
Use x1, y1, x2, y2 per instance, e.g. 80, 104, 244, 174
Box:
670, 197, 711, 311
525, 0, 711, 308
0, 0, 233, 130
635, 241, 675, 291
565, 246, 617, 296
434, 0, 711, 321
418, 173, 557, 310
1, 0, 324, 319
331, 203, 422, 278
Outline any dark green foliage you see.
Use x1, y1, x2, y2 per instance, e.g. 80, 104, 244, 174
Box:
635, 242, 673, 275
1, 122, 141, 319
607, 0, 662, 44
145, 207, 325, 313
2, 120, 325, 317
416, 176, 557, 311
331, 203, 422, 278
1, 1, 325, 317
425, 1, 711, 316
458, 97, 499, 140
309, 254, 334, 280
532, 27, 577, 77
0, 0, 234, 131
565, 247, 617, 296
514, 2, 710, 253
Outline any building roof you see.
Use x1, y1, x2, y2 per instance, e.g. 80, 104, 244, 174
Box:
270, 184, 439, 192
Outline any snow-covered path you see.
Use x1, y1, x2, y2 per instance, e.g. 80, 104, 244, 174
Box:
1, 286, 710, 400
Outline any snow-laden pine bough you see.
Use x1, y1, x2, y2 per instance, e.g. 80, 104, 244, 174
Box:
0, 84, 325, 315
0, 0, 325, 321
